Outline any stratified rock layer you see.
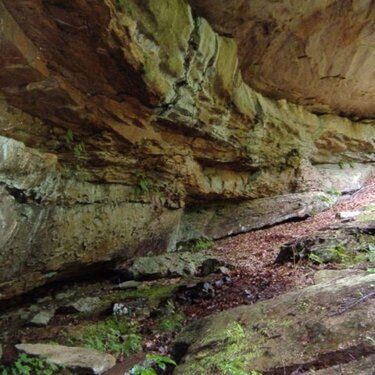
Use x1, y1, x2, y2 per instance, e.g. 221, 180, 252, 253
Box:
189, 0, 375, 118
0, 0, 375, 298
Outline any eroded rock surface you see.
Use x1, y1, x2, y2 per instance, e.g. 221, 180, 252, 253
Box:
0, 0, 375, 297
189, 0, 375, 118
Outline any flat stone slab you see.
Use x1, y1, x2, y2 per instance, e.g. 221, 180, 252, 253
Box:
16, 343, 116, 374
173, 272, 375, 374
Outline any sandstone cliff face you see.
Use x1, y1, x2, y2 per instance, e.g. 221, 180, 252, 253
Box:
0, 0, 374, 298
189, 0, 375, 118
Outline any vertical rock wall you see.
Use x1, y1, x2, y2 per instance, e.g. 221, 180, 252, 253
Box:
0, 0, 374, 298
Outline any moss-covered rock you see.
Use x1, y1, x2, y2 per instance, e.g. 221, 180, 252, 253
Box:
173, 272, 375, 374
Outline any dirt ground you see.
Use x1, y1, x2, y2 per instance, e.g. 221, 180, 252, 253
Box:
2, 178, 375, 373
181, 177, 375, 318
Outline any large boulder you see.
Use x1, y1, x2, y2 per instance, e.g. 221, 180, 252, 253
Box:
173, 272, 375, 374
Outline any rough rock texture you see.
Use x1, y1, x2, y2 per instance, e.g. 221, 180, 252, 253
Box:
128, 252, 225, 280
276, 202, 375, 264
313, 354, 375, 374
173, 272, 375, 374
0, 0, 375, 298
189, 0, 375, 118
16, 344, 116, 374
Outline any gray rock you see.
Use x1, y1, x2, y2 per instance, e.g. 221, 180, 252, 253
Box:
55, 290, 76, 301
36, 296, 53, 304
113, 299, 150, 317
129, 252, 225, 280
16, 343, 116, 374
218, 266, 231, 275
336, 211, 361, 220
29, 309, 55, 326
63, 297, 101, 314
113, 280, 142, 290
113, 303, 129, 316
178, 192, 337, 242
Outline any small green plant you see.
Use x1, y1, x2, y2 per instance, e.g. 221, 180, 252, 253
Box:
72, 316, 141, 357
348, 160, 355, 169
218, 359, 262, 375
73, 142, 86, 160
157, 300, 184, 332
308, 253, 324, 264
190, 238, 215, 252
64, 128, 88, 180
66, 129, 86, 162
158, 313, 184, 332
367, 245, 375, 262
325, 187, 341, 197
218, 359, 248, 375
0, 353, 63, 375
316, 194, 335, 205
83, 329, 141, 356
226, 322, 246, 341
338, 160, 355, 169
133, 172, 158, 196
331, 245, 350, 263
130, 354, 176, 375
